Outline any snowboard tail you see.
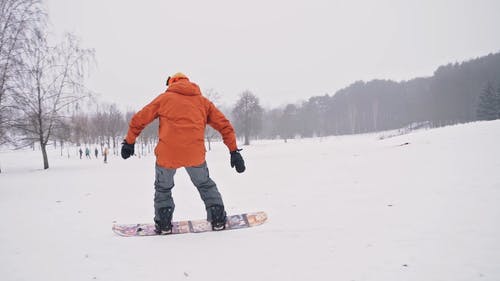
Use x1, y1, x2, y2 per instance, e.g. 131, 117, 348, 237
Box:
112, 211, 267, 237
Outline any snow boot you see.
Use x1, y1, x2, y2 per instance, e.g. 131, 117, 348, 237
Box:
209, 205, 227, 231
154, 207, 173, 235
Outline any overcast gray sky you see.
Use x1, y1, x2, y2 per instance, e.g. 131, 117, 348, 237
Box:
45, 0, 500, 110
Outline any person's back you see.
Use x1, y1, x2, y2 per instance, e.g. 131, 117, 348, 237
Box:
125, 74, 236, 169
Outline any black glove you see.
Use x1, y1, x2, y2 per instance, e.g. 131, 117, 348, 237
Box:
121, 140, 135, 159
230, 149, 245, 173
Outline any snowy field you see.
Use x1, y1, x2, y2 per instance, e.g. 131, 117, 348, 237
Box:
1, 120, 500, 281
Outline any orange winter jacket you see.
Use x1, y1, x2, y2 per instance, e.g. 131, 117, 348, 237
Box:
125, 77, 237, 169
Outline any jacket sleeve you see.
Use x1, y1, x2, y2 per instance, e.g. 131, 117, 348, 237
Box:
206, 100, 237, 152
125, 94, 163, 144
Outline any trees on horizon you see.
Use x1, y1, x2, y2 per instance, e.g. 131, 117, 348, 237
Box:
2, 51, 500, 159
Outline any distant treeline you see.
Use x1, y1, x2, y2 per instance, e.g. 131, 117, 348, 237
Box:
21, 51, 500, 152
4, 44, 500, 171
259, 52, 500, 139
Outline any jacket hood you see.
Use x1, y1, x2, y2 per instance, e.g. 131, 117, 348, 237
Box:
167, 78, 202, 96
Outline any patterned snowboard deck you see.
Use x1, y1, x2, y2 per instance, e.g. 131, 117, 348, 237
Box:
112, 211, 267, 237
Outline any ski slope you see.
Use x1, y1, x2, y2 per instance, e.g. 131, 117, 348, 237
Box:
1, 120, 499, 281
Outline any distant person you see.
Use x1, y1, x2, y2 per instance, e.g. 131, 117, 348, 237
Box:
103, 147, 109, 164
121, 72, 245, 234
85, 147, 91, 159
95, 148, 99, 159
79, 148, 83, 159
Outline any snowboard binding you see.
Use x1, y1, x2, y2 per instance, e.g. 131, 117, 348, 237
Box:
209, 205, 227, 231
154, 207, 173, 235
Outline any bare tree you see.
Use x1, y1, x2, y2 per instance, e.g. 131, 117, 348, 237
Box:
204, 88, 221, 150
104, 103, 124, 154
90, 105, 107, 150
52, 118, 71, 156
232, 90, 263, 145
11, 31, 94, 169
0, 0, 43, 146
71, 111, 91, 147
138, 118, 158, 156
279, 103, 298, 142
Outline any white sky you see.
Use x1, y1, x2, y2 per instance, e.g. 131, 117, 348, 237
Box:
45, 0, 500, 110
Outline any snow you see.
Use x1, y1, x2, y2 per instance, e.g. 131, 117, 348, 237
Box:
1, 120, 500, 281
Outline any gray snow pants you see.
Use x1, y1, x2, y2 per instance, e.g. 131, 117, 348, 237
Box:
154, 161, 224, 221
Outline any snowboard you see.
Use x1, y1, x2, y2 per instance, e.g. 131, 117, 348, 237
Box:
112, 211, 267, 237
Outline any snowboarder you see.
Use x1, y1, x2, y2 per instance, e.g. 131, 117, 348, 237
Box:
85, 147, 91, 159
121, 72, 245, 234
79, 148, 83, 159
95, 147, 99, 158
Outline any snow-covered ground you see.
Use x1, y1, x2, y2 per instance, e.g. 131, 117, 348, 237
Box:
1, 120, 500, 281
